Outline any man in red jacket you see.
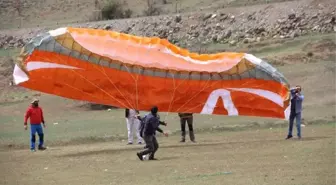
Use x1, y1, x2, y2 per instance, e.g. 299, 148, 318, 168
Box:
24, 99, 47, 151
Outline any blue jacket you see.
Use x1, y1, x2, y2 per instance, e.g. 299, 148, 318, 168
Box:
141, 113, 164, 136
290, 88, 304, 113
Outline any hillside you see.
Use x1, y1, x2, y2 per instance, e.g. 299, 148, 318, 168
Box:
0, 0, 308, 29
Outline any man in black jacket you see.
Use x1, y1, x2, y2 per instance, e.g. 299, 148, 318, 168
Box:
136, 106, 168, 161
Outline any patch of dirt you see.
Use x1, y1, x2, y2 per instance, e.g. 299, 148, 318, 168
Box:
0, 57, 14, 92
303, 39, 336, 53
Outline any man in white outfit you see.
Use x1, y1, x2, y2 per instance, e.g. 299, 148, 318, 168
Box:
125, 109, 143, 145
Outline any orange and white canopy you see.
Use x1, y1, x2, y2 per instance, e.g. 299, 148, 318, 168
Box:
13, 27, 291, 119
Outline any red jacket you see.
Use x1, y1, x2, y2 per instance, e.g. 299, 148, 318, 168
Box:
24, 106, 45, 125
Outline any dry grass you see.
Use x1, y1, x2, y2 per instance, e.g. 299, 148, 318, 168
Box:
0, 124, 334, 185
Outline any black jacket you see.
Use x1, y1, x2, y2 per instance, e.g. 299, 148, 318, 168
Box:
141, 113, 165, 136
178, 113, 193, 118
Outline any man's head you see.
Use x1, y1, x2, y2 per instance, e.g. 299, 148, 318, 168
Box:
150, 106, 158, 115
295, 85, 302, 93
31, 99, 39, 107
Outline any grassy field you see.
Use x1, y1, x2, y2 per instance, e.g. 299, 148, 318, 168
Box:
0, 123, 334, 185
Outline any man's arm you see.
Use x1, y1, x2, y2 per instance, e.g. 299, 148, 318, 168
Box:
296, 93, 304, 100
156, 126, 168, 137
24, 108, 31, 125
156, 126, 164, 133
136, 115, 142, 121
290, 88, 296, 95
40, 108, 45, 124
159, 121, 167, 126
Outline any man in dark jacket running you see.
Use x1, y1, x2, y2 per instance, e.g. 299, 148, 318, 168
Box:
136, 106, 168, 161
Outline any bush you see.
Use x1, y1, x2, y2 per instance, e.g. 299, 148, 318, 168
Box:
101, 2, 133, 20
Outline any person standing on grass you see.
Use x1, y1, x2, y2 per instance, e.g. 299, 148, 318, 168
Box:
286, 85, 304, 140
136, 106, 168, 161
178, 113, 195, 142
125, 108, 143, 145
24, 99, 47, 152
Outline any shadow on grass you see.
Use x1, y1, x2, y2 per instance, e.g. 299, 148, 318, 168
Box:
57, 136, 331, 158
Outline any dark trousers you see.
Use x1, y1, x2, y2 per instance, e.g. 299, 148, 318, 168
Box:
139, 135, 158, 159
180, 117, 195, 141
181, 117, 193, 132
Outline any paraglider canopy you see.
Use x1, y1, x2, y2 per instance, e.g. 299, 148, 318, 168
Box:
13, 27, 290, 120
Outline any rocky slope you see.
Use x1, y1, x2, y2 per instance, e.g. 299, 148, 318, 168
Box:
0, 0, 335, 51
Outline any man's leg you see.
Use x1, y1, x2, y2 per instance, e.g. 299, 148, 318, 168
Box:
287, 112, 295, 139
36, 124, 46, 150
187, 117, 195, 142
30, 125, 37, 151
137, 135, 154, 161
296, 112, 302, 139
149, 136, 159, 160
126, 118, 133, 144
134, 119, 143, 144
180, 118, 186, 142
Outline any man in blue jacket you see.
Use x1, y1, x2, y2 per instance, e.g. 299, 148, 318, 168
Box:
286, 85, 304, 139
136, 106, 168, 161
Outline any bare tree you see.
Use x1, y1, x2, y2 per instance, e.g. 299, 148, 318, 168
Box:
143, 0, 161, 16
14, 0, 22, 16
174, 0, 181, 13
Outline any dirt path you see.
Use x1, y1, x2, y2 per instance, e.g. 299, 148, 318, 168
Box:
0, 124, 334, 185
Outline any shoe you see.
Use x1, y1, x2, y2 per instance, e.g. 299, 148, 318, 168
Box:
127, 142, 133, 145
136, 153, 143, 161
30, 148, 36, 152
180, 139, 185, 143
38, 146, 47, 150
286, 135, 293, 140
138, 142, 142, 145
191, 140, 196, 143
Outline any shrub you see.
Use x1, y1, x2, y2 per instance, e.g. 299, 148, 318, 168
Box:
101, 2, 133, 20
307, 52, 314, 57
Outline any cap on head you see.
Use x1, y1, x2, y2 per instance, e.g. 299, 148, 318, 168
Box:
31, 99, 39, 104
